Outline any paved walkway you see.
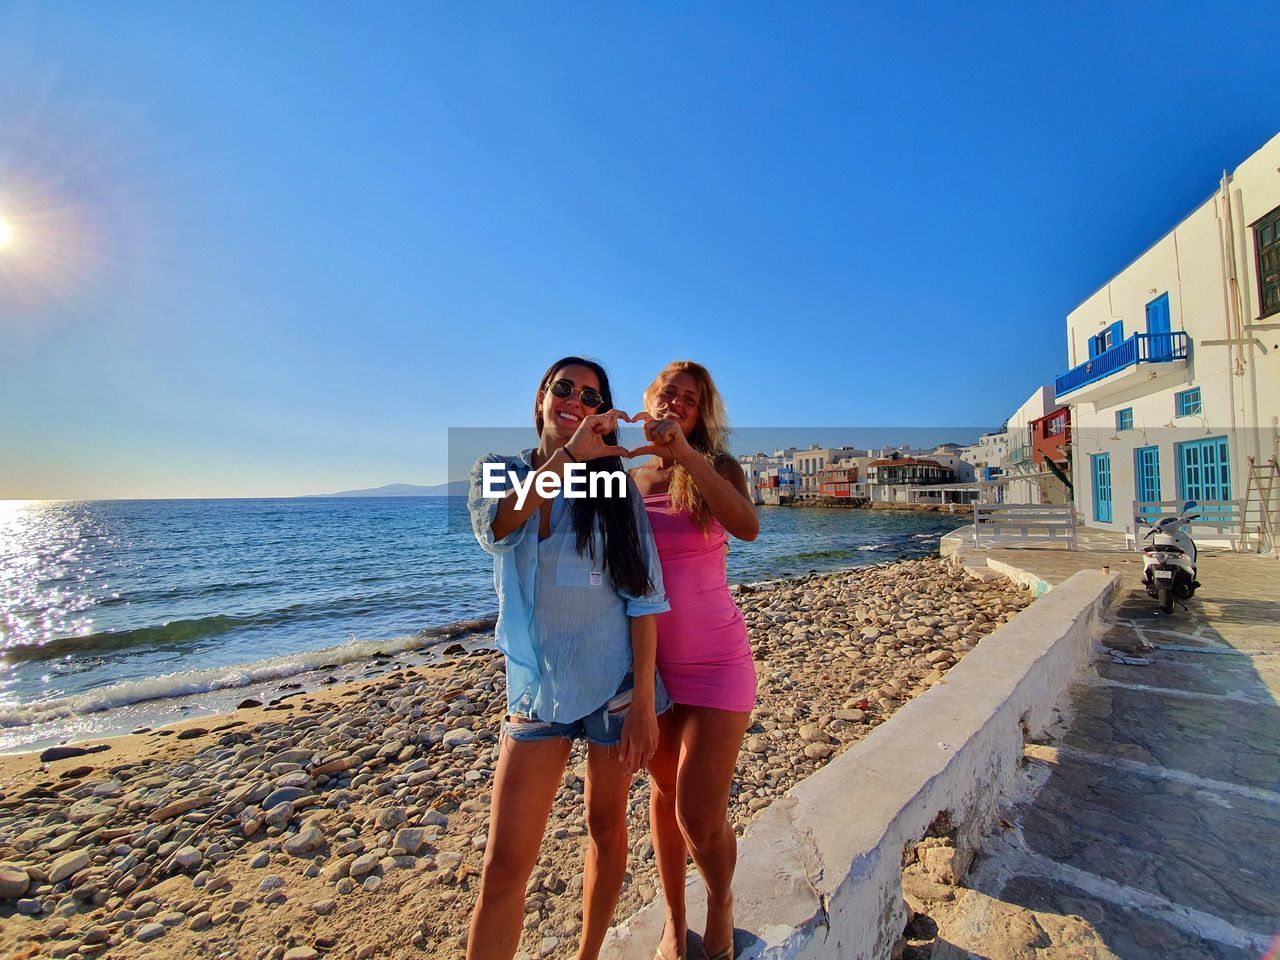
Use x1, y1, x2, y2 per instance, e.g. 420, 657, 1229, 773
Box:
927, 544, 1280, 959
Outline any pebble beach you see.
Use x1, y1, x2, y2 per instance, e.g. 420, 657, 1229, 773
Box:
0, 557, 1033, 960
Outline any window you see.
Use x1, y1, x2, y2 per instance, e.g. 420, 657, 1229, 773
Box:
1088, 320, 1124, 358
1116, 408, 1133, 431
1178, 436, 1231, 501
1135, 446, 1160, 502
1175, 388, 1202, 417
1091, 453, 1112, 523
1257, 206, 1280, 318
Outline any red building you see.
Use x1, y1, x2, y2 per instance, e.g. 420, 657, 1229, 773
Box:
817, 463, 860, 497
1030, 406, 1070, 467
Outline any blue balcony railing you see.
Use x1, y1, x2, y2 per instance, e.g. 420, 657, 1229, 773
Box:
1055, 332, 1189, 398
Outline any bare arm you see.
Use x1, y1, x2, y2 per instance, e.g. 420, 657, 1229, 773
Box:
632, 417, 759, 541
490, 409, 633, 542
619, 614, 659, 773
674, 452, 759, 541
489, 446, 573, 542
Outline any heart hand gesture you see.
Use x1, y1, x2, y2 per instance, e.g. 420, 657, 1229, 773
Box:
565, 410, 634, 461
628, 412, 694, 461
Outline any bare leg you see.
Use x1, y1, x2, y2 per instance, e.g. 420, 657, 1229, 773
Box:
467, 734, 571, 960
577, 741, 638, 960
647, 710, 689, 958
673, 707, 751, 958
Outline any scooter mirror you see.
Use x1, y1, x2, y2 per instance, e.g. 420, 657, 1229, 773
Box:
1184, 500, 1197, 511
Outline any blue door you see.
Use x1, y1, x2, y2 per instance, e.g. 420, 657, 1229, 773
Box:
1178, 436, 1231, 501
1146, 293, 1172, 360
1135, 446, 1160, 503
1091, 453, 1113, 523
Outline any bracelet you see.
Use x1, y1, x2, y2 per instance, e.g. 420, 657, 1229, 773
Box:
563, 444, 580, 463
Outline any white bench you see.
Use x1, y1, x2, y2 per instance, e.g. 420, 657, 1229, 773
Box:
973, 503, 1077, 550
1126, 499, 1241, 550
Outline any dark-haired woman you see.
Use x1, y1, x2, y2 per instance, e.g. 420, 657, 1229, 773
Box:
466, 357, 670, 960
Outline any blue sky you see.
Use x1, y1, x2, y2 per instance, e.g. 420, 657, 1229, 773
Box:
0, 2, 1274, 498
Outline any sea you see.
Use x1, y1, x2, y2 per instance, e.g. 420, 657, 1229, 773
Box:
0, 497, 967, 754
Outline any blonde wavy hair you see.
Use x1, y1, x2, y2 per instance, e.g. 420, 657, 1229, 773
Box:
643, 360, 732, 531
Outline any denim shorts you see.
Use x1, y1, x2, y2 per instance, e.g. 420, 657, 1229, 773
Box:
503, 673, 671, 747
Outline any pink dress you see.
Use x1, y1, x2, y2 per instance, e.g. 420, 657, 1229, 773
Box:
643, 493, 757, 712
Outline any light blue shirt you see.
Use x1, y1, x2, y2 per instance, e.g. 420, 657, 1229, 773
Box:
468, 450, 670, 723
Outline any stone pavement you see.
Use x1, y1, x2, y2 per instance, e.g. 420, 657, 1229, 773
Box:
920, 550, 1280, 960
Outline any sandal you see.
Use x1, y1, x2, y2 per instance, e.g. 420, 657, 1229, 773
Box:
702, 946, 733, 960
655, 922, 685, 960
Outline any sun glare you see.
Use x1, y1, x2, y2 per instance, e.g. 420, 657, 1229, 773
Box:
0, 215, 14, 248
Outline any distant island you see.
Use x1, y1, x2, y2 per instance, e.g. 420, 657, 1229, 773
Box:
305, 481, 468, 498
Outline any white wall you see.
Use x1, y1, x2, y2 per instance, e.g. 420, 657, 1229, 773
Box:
1066, 132, 1280, 533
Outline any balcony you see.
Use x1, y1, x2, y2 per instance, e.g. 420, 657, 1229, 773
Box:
1055, 332, 1189, 405
1006, 444, 1032, 466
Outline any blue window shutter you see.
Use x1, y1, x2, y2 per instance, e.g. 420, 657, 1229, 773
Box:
1108, 320, 1124, 348
1088, 334, 1098, 359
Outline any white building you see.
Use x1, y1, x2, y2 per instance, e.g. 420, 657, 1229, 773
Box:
999, 386, 1059, 505
1061, 132, 1280, 541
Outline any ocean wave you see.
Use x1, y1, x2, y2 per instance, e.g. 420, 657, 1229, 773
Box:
1, 613, 264, 665
857, 542, 894, 551
0, 617, 495, 729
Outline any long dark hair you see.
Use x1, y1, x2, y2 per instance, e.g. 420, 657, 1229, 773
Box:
534, 356, 652, 598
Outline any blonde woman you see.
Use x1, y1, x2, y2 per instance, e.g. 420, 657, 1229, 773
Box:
629, 361, 758, 960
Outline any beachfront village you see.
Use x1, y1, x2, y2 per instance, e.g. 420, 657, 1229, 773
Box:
742, 132, 1280, 551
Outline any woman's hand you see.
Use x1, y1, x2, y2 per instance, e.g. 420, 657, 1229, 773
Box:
566, 409, 633, 461
618, 700, 658, 774
629, 413, 694, 462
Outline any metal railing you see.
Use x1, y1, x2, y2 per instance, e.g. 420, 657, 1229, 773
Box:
1055, 332, 1189, 397
1006, 444, 1033, 466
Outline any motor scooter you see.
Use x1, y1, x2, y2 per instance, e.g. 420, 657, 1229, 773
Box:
1138, 500, 1201, 614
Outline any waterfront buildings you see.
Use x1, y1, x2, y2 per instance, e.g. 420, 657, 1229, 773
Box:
1059, 132, 1280, 541
793, 446, 864, 495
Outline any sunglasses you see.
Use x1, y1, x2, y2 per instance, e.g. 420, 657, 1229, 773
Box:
547, 378, 604, 410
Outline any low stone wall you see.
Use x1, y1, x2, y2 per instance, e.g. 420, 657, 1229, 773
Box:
603, 567, 1118, 960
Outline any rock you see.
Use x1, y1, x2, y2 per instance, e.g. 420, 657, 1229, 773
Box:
393, 828, 427, 855
0, 863, 30, 900
38, 744, 111, 763
311, 898, 337, 916
803, 742, 833, 760
263, 786, 310, 810
48, 849, 91, 884
237, 698, 263, 709
797, 724, 828, 743
136, 922, 166, 942
349, 854, 379, 879
152, 795, 209, 822
745, 736, 768, 754
362, 875, 384, 893
285, 826, 325, 856
176, 727, 208, 740
283, 949, 319, 960
376, 807, 407, 831
422, 809, 449, 829
442, 728, 475, 749
173, 846, 203, 869
16, 897, 41, 915
250, 851, 271, 869
265, 801, 295, 828
257, 875, 287, 893
190, 911, 213, 931
539, 936, 560, 957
